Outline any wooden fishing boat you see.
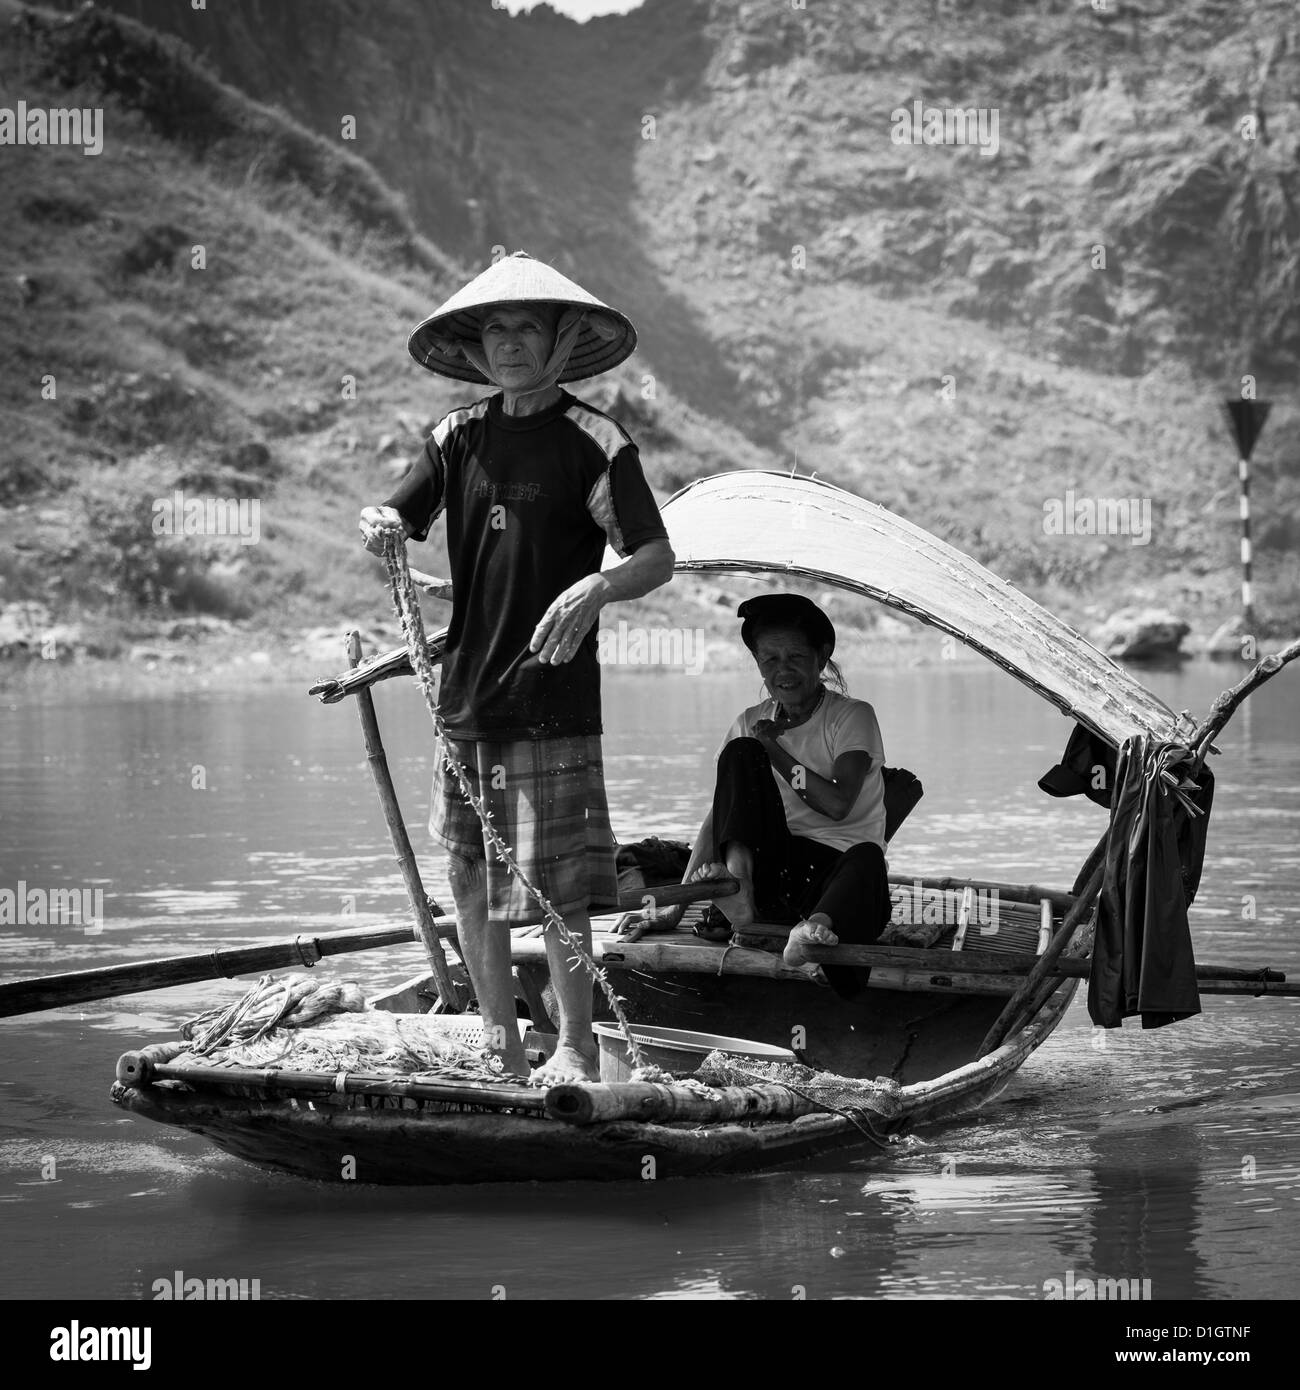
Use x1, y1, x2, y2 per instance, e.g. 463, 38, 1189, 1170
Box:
13, 472, 1297, 1183
106, 966, 1079, 1184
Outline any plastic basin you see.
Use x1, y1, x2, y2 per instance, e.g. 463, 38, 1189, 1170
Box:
592, 1022, 794, 1083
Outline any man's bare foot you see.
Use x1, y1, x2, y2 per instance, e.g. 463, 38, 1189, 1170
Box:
690, 861, 755, 930
481, 1023, 531, 1084
481, 1035, 530, 1080
529, 1041, 600, 1087
473, 1018, 529, 1078
784, 919, 838, 969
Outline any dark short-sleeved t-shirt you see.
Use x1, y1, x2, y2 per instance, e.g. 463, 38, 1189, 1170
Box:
383, 390, 668, 740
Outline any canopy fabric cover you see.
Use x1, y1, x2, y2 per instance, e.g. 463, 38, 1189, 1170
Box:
657, 472, 1192, 749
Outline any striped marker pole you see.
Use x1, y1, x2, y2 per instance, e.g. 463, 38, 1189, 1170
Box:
1239, 453, 1253, 631
1223, 399, 1271, 637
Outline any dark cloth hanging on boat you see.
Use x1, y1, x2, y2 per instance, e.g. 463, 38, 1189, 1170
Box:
1086, 735, 1214, 1030
1038, 723, 1117, 808
615, 837, 691, 882
881, 766, 924, 842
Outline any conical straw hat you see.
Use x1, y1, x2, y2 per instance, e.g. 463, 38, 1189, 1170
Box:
408, 251, 637, 384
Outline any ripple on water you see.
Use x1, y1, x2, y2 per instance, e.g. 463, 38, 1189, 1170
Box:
1, 666, 1297, 1298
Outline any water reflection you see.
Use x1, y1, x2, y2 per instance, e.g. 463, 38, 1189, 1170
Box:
0, 660, 1297, 1300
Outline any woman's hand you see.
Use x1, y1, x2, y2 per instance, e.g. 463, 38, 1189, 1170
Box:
530, 573, 611, 664
753, 715, 792, 745
358, 505, 409, 555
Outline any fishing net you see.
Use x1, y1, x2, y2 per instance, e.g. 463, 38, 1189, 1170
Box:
202, 1013, 507, 1081
179, 974, 510, 1082
694, 1051, 904, 1120
182, 973, 367, 1053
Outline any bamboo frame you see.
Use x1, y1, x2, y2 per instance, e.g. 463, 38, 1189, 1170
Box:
133, 1057, 548, 1111
888, 873, 1077, 912
545, 1080, 839, 1126
975, 848, 1106, 1057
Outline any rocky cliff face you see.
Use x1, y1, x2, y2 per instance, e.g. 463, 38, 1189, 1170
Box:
47, 0, 738, 415
67, 0, 1299, 399
16, 0, 1300, 630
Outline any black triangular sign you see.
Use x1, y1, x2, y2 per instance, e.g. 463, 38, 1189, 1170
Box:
1223, 400, 1271, 460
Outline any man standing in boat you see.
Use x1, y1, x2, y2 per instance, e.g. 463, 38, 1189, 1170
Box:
359, 252, 674, 1084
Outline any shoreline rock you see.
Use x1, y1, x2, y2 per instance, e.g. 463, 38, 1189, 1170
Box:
1094, 607, 1190, 661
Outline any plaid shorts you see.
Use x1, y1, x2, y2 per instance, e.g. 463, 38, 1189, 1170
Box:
430, 735, 619, 926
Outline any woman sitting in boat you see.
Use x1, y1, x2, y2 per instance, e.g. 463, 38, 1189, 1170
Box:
634, 594, 891, 993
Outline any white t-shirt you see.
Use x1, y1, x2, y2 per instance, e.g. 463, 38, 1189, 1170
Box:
719, 688, 886, 852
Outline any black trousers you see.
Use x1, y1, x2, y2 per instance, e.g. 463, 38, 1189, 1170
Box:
712, 738, 891, 997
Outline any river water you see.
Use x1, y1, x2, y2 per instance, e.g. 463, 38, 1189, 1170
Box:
1, 655, 1297, 1310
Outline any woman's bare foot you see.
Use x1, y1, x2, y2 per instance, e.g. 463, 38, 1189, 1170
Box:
690, 860, 755, 930
529, 1041, 600, 1087
784, 919, 838, 969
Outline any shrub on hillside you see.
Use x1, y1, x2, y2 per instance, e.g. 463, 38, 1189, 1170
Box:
70, 478, 189, 611
117, 223, 192, 277
30, 4, 438, 270
70, 471, 252, 617
0, 458, 55, 504
20, 193, 99, 226
65, 372, 229, 454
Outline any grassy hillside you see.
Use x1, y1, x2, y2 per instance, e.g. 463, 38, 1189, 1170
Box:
0, 1, 761, 674
2, 0, 1297, 675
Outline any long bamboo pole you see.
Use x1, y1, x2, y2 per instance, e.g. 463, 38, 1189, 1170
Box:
11, 892, 1283, 1019
888, 873, 1077, 912
0, 923, 421, 1018
0, 878, 740, 1018
797, 944, 1287, 984
567, 934, 1288, 992
347, 630, 460, 1010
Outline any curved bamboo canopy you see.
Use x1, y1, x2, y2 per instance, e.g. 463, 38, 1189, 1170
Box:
660, 472, 1192, 748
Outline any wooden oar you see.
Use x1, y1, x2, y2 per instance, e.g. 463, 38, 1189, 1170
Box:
0, 922, 424, 1018
0, 878, 739, 1018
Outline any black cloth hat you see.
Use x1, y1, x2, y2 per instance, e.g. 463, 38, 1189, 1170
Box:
1038, 722, 1116, 808
737, 594, 835, 658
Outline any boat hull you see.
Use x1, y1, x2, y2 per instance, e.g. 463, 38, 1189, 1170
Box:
594, 967, 1008, 1083
110, 979, 1077, 1184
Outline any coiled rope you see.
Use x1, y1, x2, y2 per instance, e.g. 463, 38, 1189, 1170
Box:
381, 533, 644, 1073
